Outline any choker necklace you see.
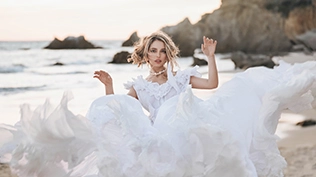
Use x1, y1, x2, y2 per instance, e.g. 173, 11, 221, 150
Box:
150, 68, 166, 76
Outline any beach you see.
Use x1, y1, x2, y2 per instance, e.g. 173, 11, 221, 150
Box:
0, 51, 316, 176
279, 127, 316, 177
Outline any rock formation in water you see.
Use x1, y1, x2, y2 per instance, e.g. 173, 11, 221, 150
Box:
122, 32, 140, 47
44, 36, 102, 49
109, 51, 131, 64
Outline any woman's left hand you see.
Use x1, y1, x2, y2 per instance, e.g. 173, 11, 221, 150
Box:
201, 36, 217, 58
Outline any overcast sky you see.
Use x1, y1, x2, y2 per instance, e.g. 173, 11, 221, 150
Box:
0, 0, 221, 41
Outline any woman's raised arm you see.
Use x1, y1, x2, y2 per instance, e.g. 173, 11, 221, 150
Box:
190, 36, 219, 89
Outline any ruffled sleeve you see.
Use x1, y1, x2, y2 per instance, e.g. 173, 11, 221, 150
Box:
124, 80, 134, 90
124, 76, 143, 90
186, 65, 202, 78
175, 66, 202, 91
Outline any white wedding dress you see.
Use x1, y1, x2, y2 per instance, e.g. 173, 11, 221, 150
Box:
1, 61, 316, 177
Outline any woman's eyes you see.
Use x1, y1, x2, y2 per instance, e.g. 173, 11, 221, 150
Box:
149, 49, 166, 53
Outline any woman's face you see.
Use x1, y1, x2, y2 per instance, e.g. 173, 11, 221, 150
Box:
147, 40, 168, 68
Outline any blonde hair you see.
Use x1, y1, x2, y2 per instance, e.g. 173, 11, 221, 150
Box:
128, 31, 179, 70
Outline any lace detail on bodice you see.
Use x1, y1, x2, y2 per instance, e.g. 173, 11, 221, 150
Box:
124, 66, 201, 97
125, 75, 173, 100
124, 65, 201, 121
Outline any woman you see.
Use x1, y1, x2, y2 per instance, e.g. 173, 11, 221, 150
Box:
93, 31, 219, 123
1, 31, 316, 177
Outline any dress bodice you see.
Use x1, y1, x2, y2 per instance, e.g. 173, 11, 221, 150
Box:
124, 65, 201, 122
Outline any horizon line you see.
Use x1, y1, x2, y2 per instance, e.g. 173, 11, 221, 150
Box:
0, 38, 126, 42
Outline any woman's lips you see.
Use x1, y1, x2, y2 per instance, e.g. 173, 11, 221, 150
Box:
155, 59, 162, 63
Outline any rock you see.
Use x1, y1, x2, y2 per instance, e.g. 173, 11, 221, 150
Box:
45, 38, 63, 49
284, 2, 316, 41
44, 36, 102, 49
265, 0, 314, 18
191, 56, 208, 66
296, 29, 316, 51
292, 44, 314, 55
123, 0, 315, 56
109, 51, 131, 64
155, 0, 296, 55
161, 18, 202, 57
51, 62, 64, 66
19, 48, 30, 50
122, 32, 140, 46
196, 2, 292, 54
231, 51, 276, 69
296, 119, 316, 127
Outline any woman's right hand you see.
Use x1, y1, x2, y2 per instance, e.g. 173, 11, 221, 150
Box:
93, 70, 113, 86
201, 36, 217, 59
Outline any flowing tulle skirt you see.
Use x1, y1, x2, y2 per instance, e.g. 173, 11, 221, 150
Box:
1, 61, 316, 177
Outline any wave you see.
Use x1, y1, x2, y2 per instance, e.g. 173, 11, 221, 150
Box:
66, 60, 106, 66
48, 60, 106, 67
0, 41, 50, 51
29, 71, 88, 75
0, 64, 26, 73
48, 61, 102, 66
0, 85, 46, 95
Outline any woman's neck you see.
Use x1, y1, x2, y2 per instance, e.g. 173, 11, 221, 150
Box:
151, 66, 165, 73
150, 67, 166, 77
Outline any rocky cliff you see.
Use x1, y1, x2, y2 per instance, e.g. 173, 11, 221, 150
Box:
126, 0, 316, 57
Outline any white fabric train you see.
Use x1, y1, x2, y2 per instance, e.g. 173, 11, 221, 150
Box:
1, 60, 316, 177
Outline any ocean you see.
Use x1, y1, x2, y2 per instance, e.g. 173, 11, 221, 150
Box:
0, 40, 236, 125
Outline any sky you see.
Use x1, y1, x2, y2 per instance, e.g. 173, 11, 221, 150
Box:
0, 0, 221, 41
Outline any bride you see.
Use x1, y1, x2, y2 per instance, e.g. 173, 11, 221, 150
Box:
93, 31, 219, 123
1, 31, 316, 177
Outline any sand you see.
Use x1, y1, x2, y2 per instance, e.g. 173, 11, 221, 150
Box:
0, 164, 16, 177
275, 109, 316, 177
279, 129, 316, 177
